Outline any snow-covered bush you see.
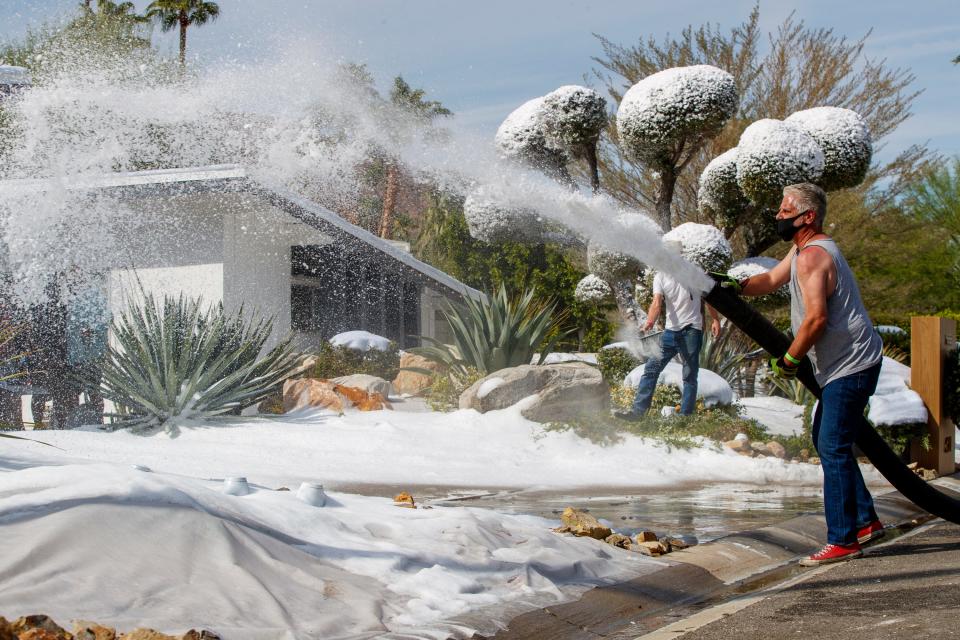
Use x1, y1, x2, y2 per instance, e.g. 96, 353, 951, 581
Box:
698, 147, 750, 226
587, 241, 642, 281
662, 222, 732, 273
728, 256, 789, 305
617, 65, 738, 167
541, 85, 607, 154
574, 274, 613, 304
736, 119, 825, 206
494, 96, 567, 172
463, 192, 543, 244
313, 339, 401, 381
786, 107, 872, 191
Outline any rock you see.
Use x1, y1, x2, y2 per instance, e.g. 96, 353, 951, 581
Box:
808, 456, 821, 465
799, 448, 810, 461
918, 467, 939, 481
636, 530, 658, 542
12, 616, 70, 640
907, 461, 919, 470
765, 441, 787, 459
290, 355, 318, 378
663, 536, 691, 551
282, 378, 392, 413
724, 439, 752, 454
636, 540, 670, 556
459, 363, 609, 422
393, 352, 443, 396
118, 629, 177, 640
750, 441, 772, 456
733, 432, 749, 442
73, 621, 116, 640
331, 374, 393, 398
555, 507, 612, 540
604, 533, 633, 549
282, 378, 344, 413
394, 491, 416, 508
0, 617, 14, 640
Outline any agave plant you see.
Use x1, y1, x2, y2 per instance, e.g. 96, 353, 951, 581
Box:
412, 285, 569, 378
101, 292, 301, 435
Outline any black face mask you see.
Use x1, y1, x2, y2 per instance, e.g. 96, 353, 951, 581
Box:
776, 214, 805, 242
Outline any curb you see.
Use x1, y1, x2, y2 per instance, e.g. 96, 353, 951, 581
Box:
484, 473, 960, 640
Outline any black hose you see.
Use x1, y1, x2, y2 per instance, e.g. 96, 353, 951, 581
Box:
704, 280, 960, 524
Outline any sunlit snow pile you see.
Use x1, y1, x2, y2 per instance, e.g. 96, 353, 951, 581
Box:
868, 356, 928, 427
624, 362, 734, 408
1, 404, 842, 637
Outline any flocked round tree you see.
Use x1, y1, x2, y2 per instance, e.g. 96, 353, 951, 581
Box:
494, 96, 569, 180
616, 65, 739, 231
540, 85, 608, 192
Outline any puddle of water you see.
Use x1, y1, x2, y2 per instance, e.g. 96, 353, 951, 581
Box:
426, 483, 826, 543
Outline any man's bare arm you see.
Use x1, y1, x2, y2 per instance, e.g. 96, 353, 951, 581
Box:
788, 247, 832, 359
742, 251, 793, 296
644, 294, 663, 332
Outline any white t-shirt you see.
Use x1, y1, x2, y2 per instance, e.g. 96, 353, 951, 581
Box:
653, 272, 703, 331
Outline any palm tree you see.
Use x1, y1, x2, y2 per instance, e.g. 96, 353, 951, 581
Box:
145, 0, 220, 68
378, 76, 452, 239
95, 0, 147, 22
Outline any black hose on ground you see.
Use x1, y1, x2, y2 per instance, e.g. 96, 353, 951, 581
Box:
703, 280, 960, 525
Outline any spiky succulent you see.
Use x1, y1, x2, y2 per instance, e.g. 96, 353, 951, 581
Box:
101, 292, 302, 435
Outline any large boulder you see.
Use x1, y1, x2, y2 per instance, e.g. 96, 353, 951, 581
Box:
393, 352, 444, 396
459, 362, 609, 423
331, 374, 392, 398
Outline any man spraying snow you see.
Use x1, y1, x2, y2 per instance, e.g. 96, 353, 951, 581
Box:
616, 240, 721, 419
718, 183, 885, 566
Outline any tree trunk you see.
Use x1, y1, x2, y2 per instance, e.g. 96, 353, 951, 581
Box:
611, 279, 646, 328
585, 144, 600, 194
379, 161, 400, 238
655, 167, 677, 232
178, 15, 188, 68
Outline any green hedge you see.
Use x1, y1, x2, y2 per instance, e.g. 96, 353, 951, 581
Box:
311, 341, 401, 381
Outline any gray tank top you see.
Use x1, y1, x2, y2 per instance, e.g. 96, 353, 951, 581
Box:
789, 238, 882, 387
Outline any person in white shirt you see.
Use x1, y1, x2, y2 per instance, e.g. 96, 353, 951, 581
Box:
618, 240, 720, 418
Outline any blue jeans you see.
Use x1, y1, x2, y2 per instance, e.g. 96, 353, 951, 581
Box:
631, 326, 702, 416
813, 362, 882, 545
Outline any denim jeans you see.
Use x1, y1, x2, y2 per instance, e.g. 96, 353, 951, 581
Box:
813, 361, 882, 545
631, 326, 702, 416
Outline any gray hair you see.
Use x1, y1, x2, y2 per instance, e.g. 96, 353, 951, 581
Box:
783, 183, 827, 228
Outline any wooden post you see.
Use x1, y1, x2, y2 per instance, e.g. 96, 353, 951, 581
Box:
910, 316, 957, 475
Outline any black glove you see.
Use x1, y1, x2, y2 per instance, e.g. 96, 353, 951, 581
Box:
769, 353, 800, 378
710, 272, 748, 294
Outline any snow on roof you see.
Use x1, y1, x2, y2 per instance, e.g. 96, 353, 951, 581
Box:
617, 65, 738, 163
736, 119, 824, 206
786, 107, 871, 191
662, 222, 732, 272
0, 65, 30, 85
0, 165, 483, 303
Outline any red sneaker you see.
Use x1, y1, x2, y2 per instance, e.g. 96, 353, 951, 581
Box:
857, 520, 886, 546
799, 542, 862, 566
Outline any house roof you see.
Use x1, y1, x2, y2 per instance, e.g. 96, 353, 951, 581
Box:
0, 164, 483, 302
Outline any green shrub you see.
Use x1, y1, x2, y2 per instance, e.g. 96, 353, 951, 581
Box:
311, 341, 400, 381
101, 293, 301, 435
412, 284, 567, 378
425, 368, 483, 412
597, 347, 639, 385
946, 347, 959, 424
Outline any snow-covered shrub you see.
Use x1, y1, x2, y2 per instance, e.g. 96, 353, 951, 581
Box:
587, 241, 642, 281
662, 222, 732, 273
736, 119, 825, 206
495, 96, 567, 172
312, 340, 401, 381
698, 147, 750, 226
541, 85, 607, 153
574, 274, 613, 304
617, 65, 738, 167
786, 107, 872, 191
728, 257, 789, 305
635, 268, 656, 308
463, 192, 543, 244
597, 346, 640, 385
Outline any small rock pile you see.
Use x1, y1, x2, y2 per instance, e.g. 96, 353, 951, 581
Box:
0, 615, 219, 640
722, 434, 818, 464
553, 507, 693, 557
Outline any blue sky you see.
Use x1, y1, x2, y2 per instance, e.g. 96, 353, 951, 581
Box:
3, 0, 959, 161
